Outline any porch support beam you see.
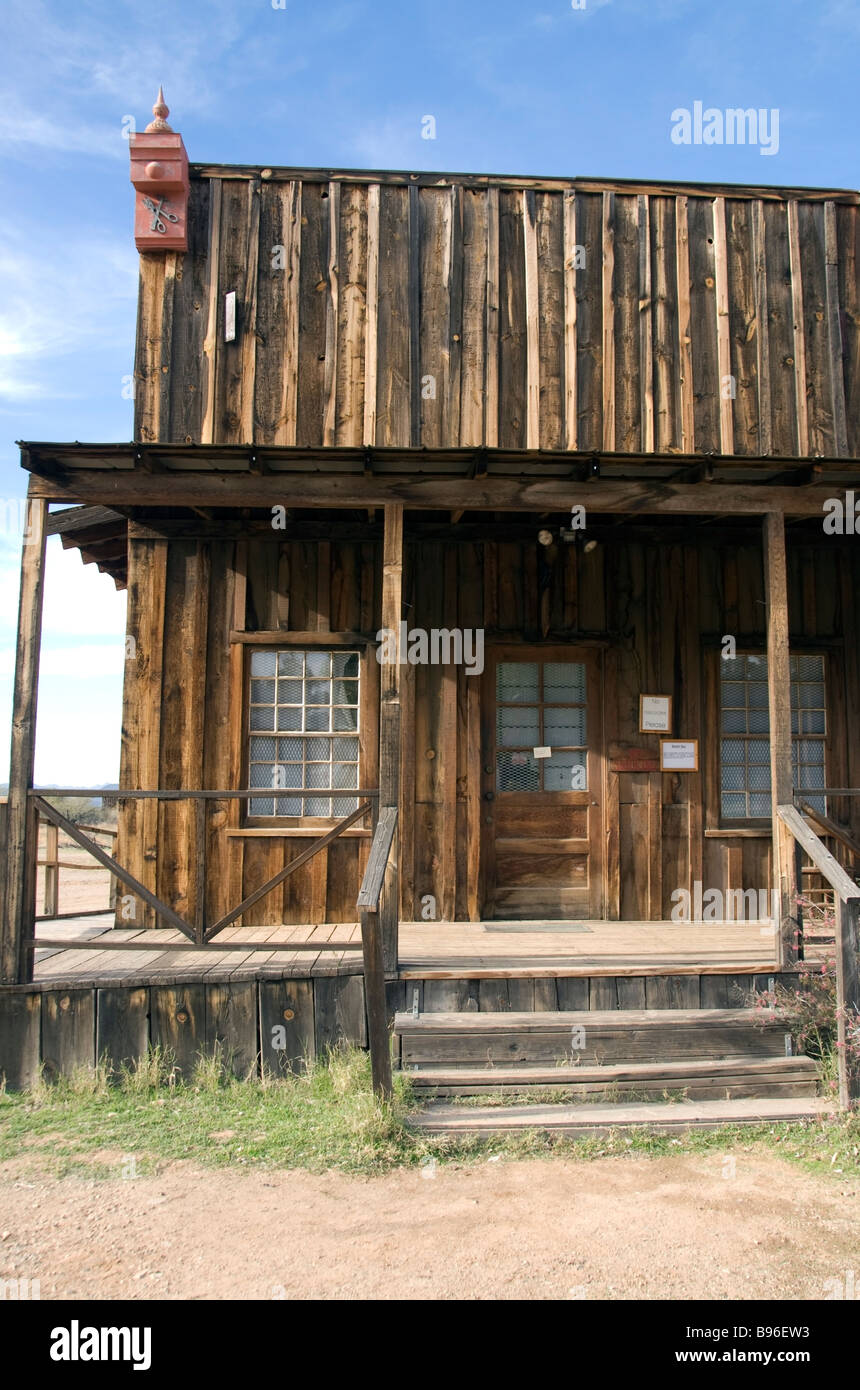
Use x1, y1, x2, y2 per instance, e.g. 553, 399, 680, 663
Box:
26, 467, 851, 518
379, 503, 403, 971
1, 499, 47, 984
763, 510, 798, 969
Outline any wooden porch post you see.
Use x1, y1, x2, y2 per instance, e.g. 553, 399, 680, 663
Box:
1, 498, 47, 984
763, 510, 798, 969
379, 504, 403, 971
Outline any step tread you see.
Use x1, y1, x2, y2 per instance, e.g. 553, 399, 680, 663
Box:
405, 1056, 817, 1085
395, 1008, 785, 1033
408, 1096, 833, 1134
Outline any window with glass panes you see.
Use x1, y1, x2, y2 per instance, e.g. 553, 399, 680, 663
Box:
247, 650, 360, 817
719, 653, 826, 819
495, 660, 587, 792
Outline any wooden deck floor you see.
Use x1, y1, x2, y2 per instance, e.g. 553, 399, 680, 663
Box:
25, 915, 780, 989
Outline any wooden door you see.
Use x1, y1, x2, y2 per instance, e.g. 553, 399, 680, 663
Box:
482, 647, 604, 920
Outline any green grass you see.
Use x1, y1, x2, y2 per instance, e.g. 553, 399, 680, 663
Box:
0, 1046, 859, 1180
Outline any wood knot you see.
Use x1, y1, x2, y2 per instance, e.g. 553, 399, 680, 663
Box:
282, 1009, 295, 1021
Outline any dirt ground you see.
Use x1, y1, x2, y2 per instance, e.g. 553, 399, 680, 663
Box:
0, 1151, 857, 1300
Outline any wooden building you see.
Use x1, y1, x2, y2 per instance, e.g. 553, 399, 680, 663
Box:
2, 94, 859, 1115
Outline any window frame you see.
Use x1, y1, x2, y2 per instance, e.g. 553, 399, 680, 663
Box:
241, 640, 373, 830
705, 645, 832, 831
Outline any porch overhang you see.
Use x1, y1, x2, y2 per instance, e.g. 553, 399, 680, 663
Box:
20, 441, 860, 518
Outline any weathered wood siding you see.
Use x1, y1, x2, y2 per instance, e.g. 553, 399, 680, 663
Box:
133, 172, 860, 459
117, 532, 860, 926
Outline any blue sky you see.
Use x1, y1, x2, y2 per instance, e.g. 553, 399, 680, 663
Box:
0, 0, 857, 784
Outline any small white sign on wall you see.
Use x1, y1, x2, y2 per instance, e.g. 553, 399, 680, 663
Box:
639, 694, 672, 733
225, 290, 237, 342
533, 746, 551, 759
660, 739, 699, 772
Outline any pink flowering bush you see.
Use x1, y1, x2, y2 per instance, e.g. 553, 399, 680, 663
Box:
755, 953, 860, 1097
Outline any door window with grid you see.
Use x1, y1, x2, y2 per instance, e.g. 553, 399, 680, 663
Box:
495, 660, 587, 792
247, 650, 360, 817
719, 653, 826, 819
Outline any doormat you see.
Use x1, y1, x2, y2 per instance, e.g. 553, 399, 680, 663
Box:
483, 923, 593, 933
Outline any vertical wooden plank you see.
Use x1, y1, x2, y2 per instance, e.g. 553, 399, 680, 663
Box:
837, 205, 860, 458
97, 988, 150, 1077
638, 195, 654, 454
484, 186, 500, 448
713, 196, 734, 455
41, 990, 95, 1080
199, 178, 222, 444
167, 179, 211, 442
787, 200, 810, 457
418, 186, 453, 448
687, 197, 719, 454
751, 200, 772, 456
323, 180, 340, 446
601, 190, 616, 452
213, 179, 259, 445
296, 181, 330, 447
439, 547, 458, 921
409, 184, 422, 446
157, 542, 209, 929
725, 200, 760, 456
447, 184, 464, 450
2, 497, 46, 983
376, 185, 411, 448
563, 190, 578, 451
314, 976, 367, 1052
824, 201, 849, 458
379, 504, 403, 969
535, 191, 564, 452
0, 993, 41, 1089
764, 511, 798, 969
459, 187, 488, 447
612, 194, 640, 452
226, 541, 247, 921
256, 179, 301, 445
150, 985, 206, 1079
836, 898, 860, 1106
765, 201, 799, 457
363, 183, 380, 448
498, 190, 527, 448
523, 189, 541, 449
133, 254, 167, 442
43, 820, 59, 919
259, 979, 315, 1075
361, 909, 392, 1097
335, 183, 368, 447
207, 982, 258, 1079
651, 196, 679, 452
675, 195, 695, 453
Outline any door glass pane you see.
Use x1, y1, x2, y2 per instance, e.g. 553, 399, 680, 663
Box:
544, 662, 586, 703
496, 706, 540, 748
496, 750, 540, 792
544, 706, 586, 746
497, 662, 539, 703
544, 750, 587, 791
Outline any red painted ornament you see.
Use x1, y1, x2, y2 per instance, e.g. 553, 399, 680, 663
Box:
129, 87, 189, 253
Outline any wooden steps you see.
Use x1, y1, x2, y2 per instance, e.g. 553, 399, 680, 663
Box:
394, 1008, 819, 1117
408, 1096, 834, 1136
395, 1008, 793, 1067
404, 1055, 818, 1101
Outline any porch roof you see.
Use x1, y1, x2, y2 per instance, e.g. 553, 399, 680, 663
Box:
20, 440, 860, 520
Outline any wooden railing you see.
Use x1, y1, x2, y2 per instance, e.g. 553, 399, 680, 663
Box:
35, 810, 118, 920
13, 787, 397, 1099
357, 807, 398, 1098
778, 802, 860, 1108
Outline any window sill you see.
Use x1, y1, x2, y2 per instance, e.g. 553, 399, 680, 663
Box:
704, 827, 771, 837
226, 826, 371, 838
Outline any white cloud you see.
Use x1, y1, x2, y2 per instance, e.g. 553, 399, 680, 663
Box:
0, 231, 137, 402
